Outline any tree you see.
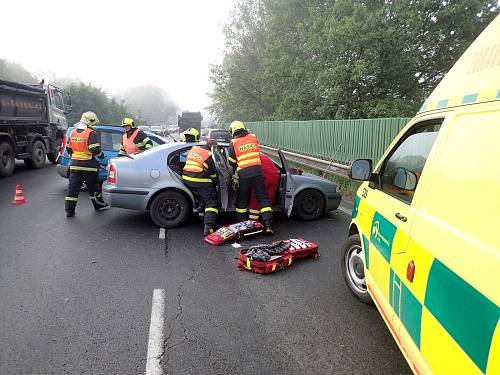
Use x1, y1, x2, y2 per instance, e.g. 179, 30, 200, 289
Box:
209, 0, 499, 122
117, 84, 179, 125
0, 59, 38, 84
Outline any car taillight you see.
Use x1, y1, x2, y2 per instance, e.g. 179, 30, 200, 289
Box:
108, 163, 117, 184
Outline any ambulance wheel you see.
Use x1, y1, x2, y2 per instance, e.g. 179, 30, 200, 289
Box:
150, 190, 189, 228
341, 234, 372, 304
293, 189, 325, 220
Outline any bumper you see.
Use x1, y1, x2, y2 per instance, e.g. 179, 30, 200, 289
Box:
325, 192, 342, 213
102, 184, 154, 211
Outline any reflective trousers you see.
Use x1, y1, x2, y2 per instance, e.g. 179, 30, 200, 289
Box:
235, 173, 272, 226
65, 171, 106, 214
185, 182, 218, 226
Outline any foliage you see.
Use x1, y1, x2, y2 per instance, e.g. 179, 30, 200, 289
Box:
64, 82, 133, 126
0, 59, 38, 85
117, 84, 179, 125
209, 0, 499, 123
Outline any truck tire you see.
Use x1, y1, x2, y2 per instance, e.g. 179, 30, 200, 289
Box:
24, 140, 47, 169
0, 142, 15, 177
47, 137, 63, 163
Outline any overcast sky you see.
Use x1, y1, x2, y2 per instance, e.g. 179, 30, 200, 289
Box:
2, 0, 235, 117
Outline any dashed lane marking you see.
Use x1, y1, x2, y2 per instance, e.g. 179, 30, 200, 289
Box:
145, 289, 165, 375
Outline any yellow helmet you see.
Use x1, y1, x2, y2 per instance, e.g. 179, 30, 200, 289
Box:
229, 120, 247, 137
121, 117, 135, 128
179, 127, 200, 142
80, 111, 99, 128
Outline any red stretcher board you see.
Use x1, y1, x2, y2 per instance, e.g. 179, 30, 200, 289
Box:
237, 238, 318, 274
204, 220, 264, 246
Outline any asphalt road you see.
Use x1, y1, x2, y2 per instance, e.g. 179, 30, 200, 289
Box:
0, 162, 410, 375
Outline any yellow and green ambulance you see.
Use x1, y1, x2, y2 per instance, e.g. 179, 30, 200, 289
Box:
341, 15, 500, 375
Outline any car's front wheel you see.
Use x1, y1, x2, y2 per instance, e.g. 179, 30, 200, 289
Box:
341, 234, 372, 304
150, 190, 190, 228
292, 189, 325, 220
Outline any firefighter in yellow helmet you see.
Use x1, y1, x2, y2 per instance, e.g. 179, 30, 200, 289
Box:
180, 128, 219, 235
65, 111, 107, 217
118, 117, 153, 156
227, 121, 273, 234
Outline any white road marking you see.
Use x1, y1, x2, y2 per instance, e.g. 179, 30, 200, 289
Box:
159, 228, 165, 240
145, 289, 165, 375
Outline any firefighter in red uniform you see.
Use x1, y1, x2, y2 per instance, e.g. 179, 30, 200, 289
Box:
118, 117, 153, 156
181, 128, 219, 236
65, 111, 107, 217
248, 153, 280, 221
227, 121, 273, 234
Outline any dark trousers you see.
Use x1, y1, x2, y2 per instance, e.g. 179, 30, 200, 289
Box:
186, 183, 218, 226
235, 174, 272, 226
65, 170, 106, 214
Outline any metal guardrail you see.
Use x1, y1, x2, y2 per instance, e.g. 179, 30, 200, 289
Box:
260, 145, 350, 178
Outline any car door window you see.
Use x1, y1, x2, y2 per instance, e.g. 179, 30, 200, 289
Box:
99, 131, 123, 151
380, 122, 442, 204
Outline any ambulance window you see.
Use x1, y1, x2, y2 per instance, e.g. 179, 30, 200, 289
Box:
380, 122, 441, 204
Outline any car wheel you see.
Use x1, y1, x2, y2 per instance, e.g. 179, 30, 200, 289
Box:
47, 137, 63, 163
0, 141, 15, 177
341, 234, 372, 304
292, 189, 325, 220
150, 190, 190, 228
24, 140, 46, 169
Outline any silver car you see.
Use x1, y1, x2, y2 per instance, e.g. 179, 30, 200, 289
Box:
102, 142, 342, 228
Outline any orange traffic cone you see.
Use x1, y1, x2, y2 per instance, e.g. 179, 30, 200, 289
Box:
11, 184, 27, 205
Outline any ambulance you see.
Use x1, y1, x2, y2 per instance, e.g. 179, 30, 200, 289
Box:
341, 15, 500, 375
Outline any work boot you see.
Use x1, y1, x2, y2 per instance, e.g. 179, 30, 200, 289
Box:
203, 225, 215, 236
94, 203, 109, 211
265, 226, 274, 235
66, 211, 75, 218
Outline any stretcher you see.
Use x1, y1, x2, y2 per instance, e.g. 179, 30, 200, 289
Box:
237, 238, 318, 274
204, 220, 264, 246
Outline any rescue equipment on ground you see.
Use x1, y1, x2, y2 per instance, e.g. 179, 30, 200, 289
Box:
237, 238, 318, 274
11, 184, 27, 205
204, 220, 264, 246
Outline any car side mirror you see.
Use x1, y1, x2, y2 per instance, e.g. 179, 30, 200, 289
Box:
349, 159, 372, 181
393, 167, 417, 191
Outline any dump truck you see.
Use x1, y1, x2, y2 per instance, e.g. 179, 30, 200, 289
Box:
0, 79, 71, 177
177, 111, 203, 134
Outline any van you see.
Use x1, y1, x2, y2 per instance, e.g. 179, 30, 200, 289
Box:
341, 15, 499, 375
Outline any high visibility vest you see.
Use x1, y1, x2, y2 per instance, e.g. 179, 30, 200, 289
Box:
69, 128, 93, 160
232, 133, 261, 170
122, 129, 141, 155
182, 146, 213, 183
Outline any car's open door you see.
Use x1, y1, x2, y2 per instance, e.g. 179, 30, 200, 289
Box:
211, 145, 232, 211
278, 149, 296, 217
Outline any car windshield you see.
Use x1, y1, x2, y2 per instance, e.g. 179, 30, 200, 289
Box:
99, 131, 123, 151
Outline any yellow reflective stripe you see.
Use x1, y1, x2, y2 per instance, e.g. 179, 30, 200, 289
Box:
210, 174, 217, 179
249, 214, 259, 220
205, 207, 219, 214
228, 156, 237, 163
235, 207, 248, 213
145, 144, 153, 149
249, 209, 260, 214
271, 264, 277, 272
238, 151, 260, 161
203, 162, 209, 169
88, 143, 100, 149
65, 197, 78, 201
181, 175, 212, 183
72, 151, 93, 160
184, 166, 204, 172
260, 207, 272, 213
245, 258, 251, 269
185, 160, 203, 167
70, 166, 98, 172
238, 158, 260, 168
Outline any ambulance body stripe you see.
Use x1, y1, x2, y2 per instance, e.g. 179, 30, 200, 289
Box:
400, 283, 423, 349
424, 259, 498, 373
362, 234, 370, 270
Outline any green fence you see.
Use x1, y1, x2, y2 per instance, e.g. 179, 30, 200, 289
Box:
244, 118, 411, 165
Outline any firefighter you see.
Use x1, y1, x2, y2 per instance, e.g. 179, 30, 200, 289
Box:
65, 111, 107, 217
118, 117, 153, 156
180, 128, 219, 236
227, 121, 273, 234
248, 153, 280, 221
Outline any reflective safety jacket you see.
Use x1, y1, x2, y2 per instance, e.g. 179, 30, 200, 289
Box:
118, 129, 153, 156
182, 145, 217, 185
66, 128, 103, 172
228, 133, 262, 177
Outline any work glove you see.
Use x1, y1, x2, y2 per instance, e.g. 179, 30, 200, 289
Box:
231, 173, 239, 191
